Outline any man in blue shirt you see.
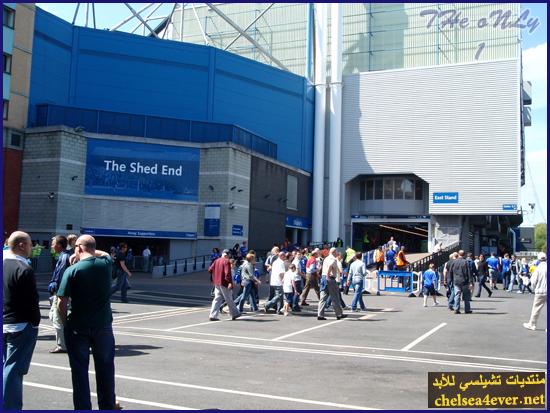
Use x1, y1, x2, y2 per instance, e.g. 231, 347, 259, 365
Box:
486, 252, 500, 290
501, 253, 512, 291
422, 263, 439, 307
47, 235, 71, 354
239, 241, 248, 258
385, 248, 397, 271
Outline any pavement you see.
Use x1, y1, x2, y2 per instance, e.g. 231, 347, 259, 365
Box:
24, 271, 547, 410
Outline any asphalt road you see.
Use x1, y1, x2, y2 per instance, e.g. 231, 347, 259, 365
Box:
23, 271, 547, 410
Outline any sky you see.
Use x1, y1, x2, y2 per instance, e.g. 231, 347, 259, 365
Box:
35, 3, 548, 226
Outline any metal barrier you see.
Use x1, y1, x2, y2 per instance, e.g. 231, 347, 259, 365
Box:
410, 242, 460, 274
152, 254, 210, 279
377, 270, 417, 297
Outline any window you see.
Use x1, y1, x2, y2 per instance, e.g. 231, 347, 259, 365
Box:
3, 100, 8, 120
374, 179, 383, 200
394, 178, 404, 199
403, 178, 414, 200
3, 53, 11, 74
359, 181, 366, 200
383, 179, 393, 199
3, 6, 15, 29
366, 180, 374, 200
286, 174, 298, 210
415, 179, 423, 200
10, 132, 21, 147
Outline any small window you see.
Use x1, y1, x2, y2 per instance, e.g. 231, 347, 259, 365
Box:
383, 179, 393, 199
403, 178, 414, 200
374, 179, 383, 199
359, 181, 366, 200
415, 179, 423, 200
366, 180, 374, 200
3, 6, 15, 29
286, 174, 298, 210
394, 178, 404, 199
10, 132, 21, 147
3, 100, 8, 120
3, 53, 11, 74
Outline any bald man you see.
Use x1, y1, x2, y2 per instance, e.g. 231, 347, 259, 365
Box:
57, 235, 117, 410
3, 231, 40, 410
318, 247, 346, 320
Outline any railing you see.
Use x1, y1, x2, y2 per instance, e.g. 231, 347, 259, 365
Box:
35, 104, 277, 159
152, 254, 212, 278
409, 242, 461, 274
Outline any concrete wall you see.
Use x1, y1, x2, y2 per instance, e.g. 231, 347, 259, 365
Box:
249, 157, 311, 252
29, 7, 314, 172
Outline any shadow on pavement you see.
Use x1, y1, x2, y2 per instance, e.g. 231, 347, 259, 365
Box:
115, 344, 163, 357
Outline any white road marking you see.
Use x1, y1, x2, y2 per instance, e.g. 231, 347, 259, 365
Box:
400, 323, 447, 351
110, 331, 546, 372
272, 320, 343, 341
359, 314, 377, 320
166, 313, 257, 331
23, 381, 194, 410
113, 308, 208, 325
113, 307, 198, 320
28, 363, 376, 410
112, 325, 547, 366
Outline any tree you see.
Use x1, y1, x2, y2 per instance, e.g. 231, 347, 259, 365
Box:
534, 223, 547, 251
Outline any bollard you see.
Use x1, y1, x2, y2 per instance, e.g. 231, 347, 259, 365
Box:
202, 256, 206, 269
163, 262, 167, 277
184, 258, 188, 272
193, 257, 197, 271
174, 260, 178, 274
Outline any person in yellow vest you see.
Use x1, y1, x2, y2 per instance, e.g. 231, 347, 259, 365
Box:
396, 246, 409, 271
362, 232, 370, 251
374, 246, 385, 272
31, 242, 43, 258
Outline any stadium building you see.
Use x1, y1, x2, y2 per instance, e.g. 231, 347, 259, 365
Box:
3, 3, 533, 260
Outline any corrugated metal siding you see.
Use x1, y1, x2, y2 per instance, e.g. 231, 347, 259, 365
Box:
342, 58, 520, 215
82, 198, 198, 233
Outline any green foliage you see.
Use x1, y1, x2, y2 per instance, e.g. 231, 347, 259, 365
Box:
534, 223, 547, 251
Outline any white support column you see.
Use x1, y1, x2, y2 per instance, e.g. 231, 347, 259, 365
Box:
327, 3, 343, 243
311, 3, 328, 244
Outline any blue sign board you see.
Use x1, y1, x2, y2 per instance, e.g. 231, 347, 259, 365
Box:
85, 139, 200, 201
82, 227, 197, 239
433, 192, 459, 204
204, 204, 221, 237
285, 215, 311, 229
232, 225, 244, 237
502, 204, 517, 211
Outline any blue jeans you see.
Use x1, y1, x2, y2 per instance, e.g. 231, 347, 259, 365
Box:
447, 282, 456, 309
111, 270, 129, 302
3, 324, 38, 410
65, 326, 116, 410
453, 284, 471, 312
236, 281, 257, 312
264, 286, 284, 312
351, 280, 366, 311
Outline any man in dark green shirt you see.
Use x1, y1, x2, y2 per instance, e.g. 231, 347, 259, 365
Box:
57, 235, 116, 410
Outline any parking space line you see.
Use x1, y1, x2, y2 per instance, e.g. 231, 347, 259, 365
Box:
28, 364, 377, 410
114, 307, 197, 320
113, 308, 208, 325
110, 332, 545, 372
24, 381, 194, 410
166, 314, 257, 331
271, 320, 343, 341
400, 322, 447, 351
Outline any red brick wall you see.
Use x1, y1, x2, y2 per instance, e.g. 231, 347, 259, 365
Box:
3, 148, 23, 236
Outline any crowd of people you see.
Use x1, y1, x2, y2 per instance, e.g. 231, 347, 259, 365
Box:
3, 229, 547, 410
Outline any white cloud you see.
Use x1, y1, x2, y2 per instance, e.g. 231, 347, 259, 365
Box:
522, 43, 547, 110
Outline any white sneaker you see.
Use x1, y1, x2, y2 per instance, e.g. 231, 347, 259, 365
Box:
523, 323, 536, 331
423, 303, 427, 307
433, 301, 439, 306
516, 291, 523, 294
